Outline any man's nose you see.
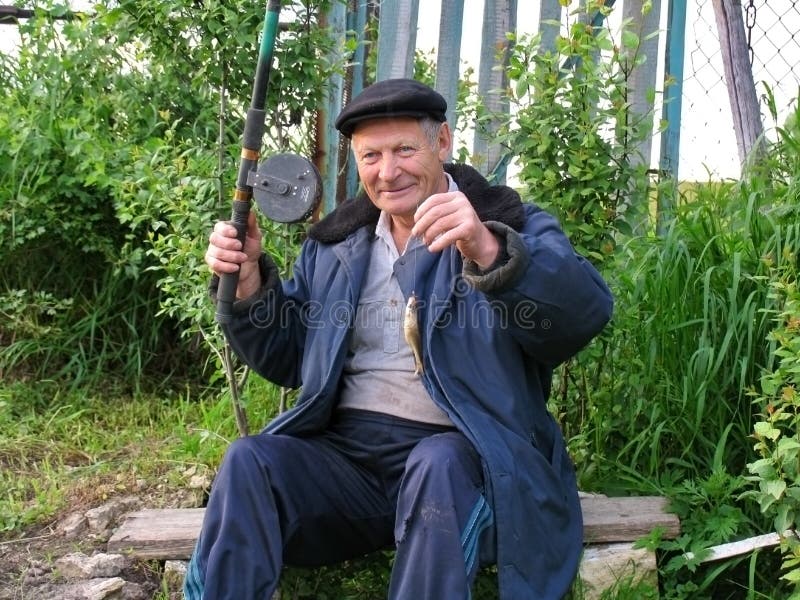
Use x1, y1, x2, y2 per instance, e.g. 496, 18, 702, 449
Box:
378, 155, 399, 181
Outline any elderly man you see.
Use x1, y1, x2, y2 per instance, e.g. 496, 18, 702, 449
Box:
185, 78, 613, 599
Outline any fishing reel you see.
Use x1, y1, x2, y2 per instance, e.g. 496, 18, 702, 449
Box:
246, 153, 322, 223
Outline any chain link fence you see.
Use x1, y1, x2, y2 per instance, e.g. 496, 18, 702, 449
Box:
680, 0, 800, 180
497, 1, 800, 183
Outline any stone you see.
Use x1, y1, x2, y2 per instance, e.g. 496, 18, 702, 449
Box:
58, 512, 89, 540
177, 489, 206, 509
121, 581, 150, 600
22, 575, 151, 600
56, 552, 127, 579
80, 577, 126, 600
577, 542, 658, 599
188, 473, 211, 490
163, 560, 187, 591
33, 578, 126, 600
56, 552, 92, 579
85, 496, 140, 535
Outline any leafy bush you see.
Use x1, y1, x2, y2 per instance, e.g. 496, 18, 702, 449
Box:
500, 0, 654, 266
744, 276, 800, 596
742, 91, 800, 596
0, 1, 340, 388
0, 9, 176, 386
585, 185, 786, 485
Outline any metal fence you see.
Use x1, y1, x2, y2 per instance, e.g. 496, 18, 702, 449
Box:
680, 0, 800, 180
3, 1, 797, 184
490, 0, 800, 183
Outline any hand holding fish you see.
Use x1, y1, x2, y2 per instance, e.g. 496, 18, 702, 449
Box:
411, 191, 499, 269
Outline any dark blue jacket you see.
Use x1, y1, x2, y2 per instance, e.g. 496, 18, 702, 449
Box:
221, 164, 613, 599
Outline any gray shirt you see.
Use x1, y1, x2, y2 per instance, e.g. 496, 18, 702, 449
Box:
337, 176, 458, 426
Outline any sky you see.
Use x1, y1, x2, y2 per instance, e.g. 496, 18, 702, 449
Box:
3, 1, 797, 182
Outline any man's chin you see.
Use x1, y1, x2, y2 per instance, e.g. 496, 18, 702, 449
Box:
377, 194, 420, 213
385, 202, 420, 216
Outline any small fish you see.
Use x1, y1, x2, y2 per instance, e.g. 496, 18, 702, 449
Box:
404, 292, 424, 375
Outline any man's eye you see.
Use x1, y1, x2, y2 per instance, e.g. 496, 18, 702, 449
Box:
399, 146, 415, 155
361, 152, 378, 163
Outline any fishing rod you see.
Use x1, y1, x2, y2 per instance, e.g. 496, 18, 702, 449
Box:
215, 0, 321, 324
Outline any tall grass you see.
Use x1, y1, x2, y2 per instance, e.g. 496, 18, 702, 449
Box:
0, 266, 185, 391
626, 192, 777, 478
552, 95, 800, 597
562, 165, 800, 490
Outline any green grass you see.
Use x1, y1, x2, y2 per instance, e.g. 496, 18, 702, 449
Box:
0, 378, 283, 536
0, 377, 670, 600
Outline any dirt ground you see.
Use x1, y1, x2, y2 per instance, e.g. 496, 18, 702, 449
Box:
0, 534, 163, 599
0, 480, 205, 600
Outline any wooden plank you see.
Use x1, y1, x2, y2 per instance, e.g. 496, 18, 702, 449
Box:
684, 531, 796, 564
109, 496, 680, 560
109, 508, 205, 560
581, 495, 680, 544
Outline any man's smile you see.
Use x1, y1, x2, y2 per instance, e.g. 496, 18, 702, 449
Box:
380, 184, 415, 196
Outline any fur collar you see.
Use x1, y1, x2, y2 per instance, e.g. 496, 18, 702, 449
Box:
307, 163, 526, 243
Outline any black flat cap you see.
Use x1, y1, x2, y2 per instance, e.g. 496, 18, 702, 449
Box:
335, 78, 447, 138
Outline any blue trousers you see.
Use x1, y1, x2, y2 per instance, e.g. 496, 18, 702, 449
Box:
184, 409, 494, 599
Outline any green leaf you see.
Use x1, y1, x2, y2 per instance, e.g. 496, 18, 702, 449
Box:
755, 421, 782, 441
621, 30, 639, 50
777, 436, 800, 457
781, 569, 800, 583
765, 479, 788, 501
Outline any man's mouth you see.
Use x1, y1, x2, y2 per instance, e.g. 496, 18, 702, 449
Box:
381, 184, 414, 195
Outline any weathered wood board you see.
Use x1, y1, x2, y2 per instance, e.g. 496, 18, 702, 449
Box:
109, 508, 205, 559
108, 495, 680, 560
581, 495, 680, 543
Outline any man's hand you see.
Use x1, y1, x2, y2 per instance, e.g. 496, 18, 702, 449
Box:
412, 191, 500, 269
205, 211, 263, 299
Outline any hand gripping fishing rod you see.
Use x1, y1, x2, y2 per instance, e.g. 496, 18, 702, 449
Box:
215, 0, 322, 324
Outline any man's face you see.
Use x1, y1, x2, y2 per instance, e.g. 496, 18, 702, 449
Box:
350, 117, 451, 220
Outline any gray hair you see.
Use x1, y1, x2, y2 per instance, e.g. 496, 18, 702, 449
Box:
419, 117, 445, 148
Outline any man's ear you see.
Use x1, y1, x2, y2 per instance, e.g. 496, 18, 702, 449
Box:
437, 122, 453, 161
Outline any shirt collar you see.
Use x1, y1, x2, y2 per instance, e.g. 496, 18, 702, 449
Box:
445, 171, 458, 192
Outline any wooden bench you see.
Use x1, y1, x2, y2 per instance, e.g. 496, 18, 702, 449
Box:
109, 495, 680, 598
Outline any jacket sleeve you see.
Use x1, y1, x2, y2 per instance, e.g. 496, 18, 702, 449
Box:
208, 244, 316, 388
462, 204, 613, 366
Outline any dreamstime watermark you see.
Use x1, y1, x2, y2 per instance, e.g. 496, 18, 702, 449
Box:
247, 279, 552, 332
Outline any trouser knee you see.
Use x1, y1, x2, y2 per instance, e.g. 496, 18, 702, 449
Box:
209, 434, 302, 512
390, 432, 491, 599
396, 431, 484, 541
404, 432, 482, 484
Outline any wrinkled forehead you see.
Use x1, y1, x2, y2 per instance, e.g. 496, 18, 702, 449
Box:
350, 117, 428, 149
